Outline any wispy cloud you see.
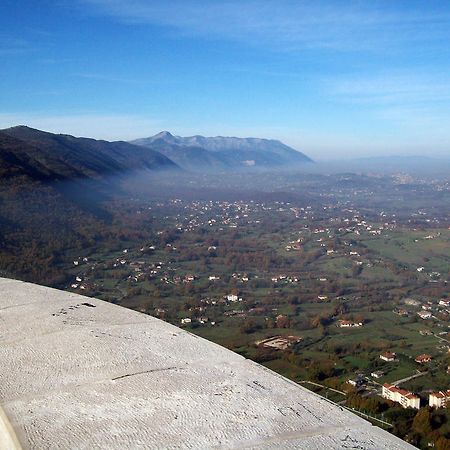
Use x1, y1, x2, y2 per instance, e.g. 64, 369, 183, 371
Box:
328, 73, 450, 105
77, 0, 450, 52
72, 72, 143, 84
0, 37, 32, 55
38, 57, 78, 65
321, 72, 450, 153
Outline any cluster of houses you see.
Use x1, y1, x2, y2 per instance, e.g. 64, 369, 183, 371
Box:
170, 198, 271, 232
180, 293, 246, 326
382, 384, 450, 410
180, 317, 214, 326
271, 274, 299, 284
231, 273, 250, 282
285, 240, 302, 252
407, 296, 450, 320
73, 257, 89, 266
390, 296, 450, 323
226, 294, 242, 303
70, 275, 96, 292
379, 351, 433, 365
376, 351, 448, 410
164, 273, 196, 284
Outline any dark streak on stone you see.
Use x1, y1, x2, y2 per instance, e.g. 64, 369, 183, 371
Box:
111, 366, 180, 381
81, 302, 96, 308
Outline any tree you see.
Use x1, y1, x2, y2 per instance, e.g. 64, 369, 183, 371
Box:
240, 319, 261, 334
412, 407, 433, 436
436, 437, 450, 450
276, 314, 290, 328
307, 360, 335, 381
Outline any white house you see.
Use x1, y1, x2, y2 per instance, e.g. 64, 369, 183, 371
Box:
371, 370, 385, 379
417, 310, 432, 319
339, 320, 363, 328
380, 351, 396, 362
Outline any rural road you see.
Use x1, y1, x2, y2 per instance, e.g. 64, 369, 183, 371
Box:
392, 371, 427, 386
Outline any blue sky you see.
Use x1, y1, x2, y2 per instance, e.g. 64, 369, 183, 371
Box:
1, 0, 450, 159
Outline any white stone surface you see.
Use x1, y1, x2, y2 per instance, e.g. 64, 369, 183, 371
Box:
0, 278, 414, 449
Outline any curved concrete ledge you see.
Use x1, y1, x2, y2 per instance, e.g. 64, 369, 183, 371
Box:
0, 406, 22, 450
0, 278, 414, 449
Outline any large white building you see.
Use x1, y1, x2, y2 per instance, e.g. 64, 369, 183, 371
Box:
429, 390, 450, 408
382, 383, 420, 409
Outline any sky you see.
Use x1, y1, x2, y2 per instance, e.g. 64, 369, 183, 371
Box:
1, 0, 450, 160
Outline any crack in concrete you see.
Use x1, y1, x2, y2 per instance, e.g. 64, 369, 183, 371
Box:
111, 366, 181, 381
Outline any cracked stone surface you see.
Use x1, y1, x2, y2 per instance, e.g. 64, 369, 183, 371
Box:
0, 278, 414, 449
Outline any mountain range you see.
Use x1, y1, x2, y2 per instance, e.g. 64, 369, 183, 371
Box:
131, 131, 312, 170
0, 127, 312, 184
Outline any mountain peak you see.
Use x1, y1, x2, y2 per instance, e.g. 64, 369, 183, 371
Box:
5, 125, 35, 132
154, 131, 174, 139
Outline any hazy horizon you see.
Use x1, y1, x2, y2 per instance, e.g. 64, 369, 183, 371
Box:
2, 123, 450, 164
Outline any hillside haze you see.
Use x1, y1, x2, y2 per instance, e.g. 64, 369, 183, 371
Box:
131, 131, 313, 171
0, 126, 178, 183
